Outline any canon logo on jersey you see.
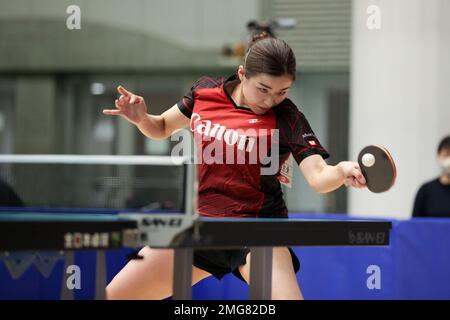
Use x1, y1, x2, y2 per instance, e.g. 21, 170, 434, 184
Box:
190, 113, 257, 152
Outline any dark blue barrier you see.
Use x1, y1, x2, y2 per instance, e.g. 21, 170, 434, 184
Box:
1, 213, 450, 299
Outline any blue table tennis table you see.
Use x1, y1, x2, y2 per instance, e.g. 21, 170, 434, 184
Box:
0, 210, 392, 300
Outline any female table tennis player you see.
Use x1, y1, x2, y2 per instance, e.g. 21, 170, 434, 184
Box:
103, 32, 367, 300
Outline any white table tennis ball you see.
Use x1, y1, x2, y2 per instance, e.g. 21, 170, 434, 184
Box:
362, 153, 375, 167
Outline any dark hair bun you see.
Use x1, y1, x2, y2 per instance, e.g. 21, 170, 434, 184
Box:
251, 31, 272, 45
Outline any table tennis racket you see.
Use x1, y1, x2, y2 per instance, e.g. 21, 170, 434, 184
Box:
357, 145, 397, 193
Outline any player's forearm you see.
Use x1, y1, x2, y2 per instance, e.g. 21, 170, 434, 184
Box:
136, 114, 168, 140
310, 163, 346, 193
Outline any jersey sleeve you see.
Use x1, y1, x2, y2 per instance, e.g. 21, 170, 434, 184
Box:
176, 76, 223, 119
277, 100, 330, 165
176, 84, 196, 119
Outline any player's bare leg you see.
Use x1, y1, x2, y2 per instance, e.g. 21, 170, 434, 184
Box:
238, 247, 304, 300
106, 246, 211, 300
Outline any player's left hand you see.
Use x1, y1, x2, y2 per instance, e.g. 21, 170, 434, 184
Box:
338, 161, 367, 189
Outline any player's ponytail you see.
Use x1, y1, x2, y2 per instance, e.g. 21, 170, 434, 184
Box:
250, 31, 272, 45
243, 31, 296, 80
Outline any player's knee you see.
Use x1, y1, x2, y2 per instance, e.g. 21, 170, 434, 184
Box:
271, 290, 303, 300
106, 280, 172, 300
105, 283, 127, 300
271, 275, 303, 300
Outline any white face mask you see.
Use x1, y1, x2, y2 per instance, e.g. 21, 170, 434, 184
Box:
439, 157, 450, 175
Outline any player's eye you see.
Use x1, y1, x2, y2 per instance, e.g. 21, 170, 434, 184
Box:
278, 91, 287, 96
258, 87, 269, 94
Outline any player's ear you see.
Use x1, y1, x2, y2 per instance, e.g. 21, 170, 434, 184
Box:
237, 65, 245, 82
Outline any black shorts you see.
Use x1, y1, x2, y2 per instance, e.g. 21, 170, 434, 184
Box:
193, 247, 300, 282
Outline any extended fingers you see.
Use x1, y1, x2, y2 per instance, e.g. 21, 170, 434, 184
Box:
129, 95, 142, 104
117, 92, 141, 106
118, 95, 130, 105
102, 109, 122, 116
117, 85, 132, 97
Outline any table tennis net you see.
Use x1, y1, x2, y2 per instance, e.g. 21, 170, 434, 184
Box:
0, 155, 185, 211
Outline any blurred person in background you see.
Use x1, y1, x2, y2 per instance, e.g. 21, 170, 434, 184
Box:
0, 178, 24, 207
412, 135, 450, 217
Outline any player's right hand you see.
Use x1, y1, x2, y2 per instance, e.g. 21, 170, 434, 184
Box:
103, 86, 148, 126
339, 161, 367, 189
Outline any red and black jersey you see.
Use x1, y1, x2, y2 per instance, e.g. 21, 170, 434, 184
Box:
177, 75, 329, 218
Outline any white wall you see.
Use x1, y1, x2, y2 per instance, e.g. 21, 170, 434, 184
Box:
350, 0, 450, 219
